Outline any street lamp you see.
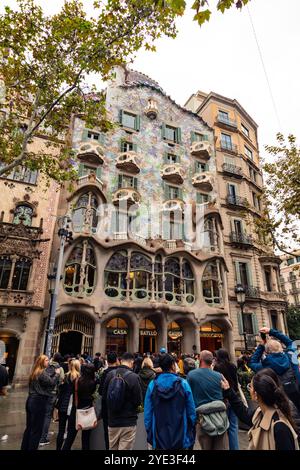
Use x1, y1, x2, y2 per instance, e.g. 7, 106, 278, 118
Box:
235, 283, 248, 352
44, 216, 73, 358
43, 265, 56, 354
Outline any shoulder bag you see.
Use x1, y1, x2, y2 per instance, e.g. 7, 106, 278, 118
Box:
74, 379, 98, 431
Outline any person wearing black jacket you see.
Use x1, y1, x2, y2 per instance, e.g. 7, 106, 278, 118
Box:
221, 368, 299, 450
61, 363, 97, 450
103, 352, 143, 450
214, 348, 239, 450
21, 355, 60, 450
0, 364, 9, 395
98, 352, 119, 450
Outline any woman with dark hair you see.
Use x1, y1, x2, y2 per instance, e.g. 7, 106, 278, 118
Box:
133, 356, 143, 375
221, 368, 299, 450
61, 363, 97, 450
214, 348, 239, 450
21, 355, 60, 450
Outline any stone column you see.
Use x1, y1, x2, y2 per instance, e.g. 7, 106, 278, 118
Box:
7, 255, 18, 289
277, 311, 286, 334
226, 327, 236, 363
93, 320, 101, 355
158, 315, 168, 351
270, 266, 277, 291
131, 316, 140, 353
194, 325, 201, 354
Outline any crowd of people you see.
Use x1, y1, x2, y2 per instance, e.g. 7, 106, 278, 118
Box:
19, 327, 300, 451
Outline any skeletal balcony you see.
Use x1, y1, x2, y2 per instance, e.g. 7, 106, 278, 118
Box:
192, 172, 213, 191
190, 141, 211, 160
116, 151, 140, 174
112, 188, 141, 207
161, 164, 184, 185
77, 141, 104, 164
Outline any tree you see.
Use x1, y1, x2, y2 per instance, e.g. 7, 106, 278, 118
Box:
286, 306, 300, 340
0, 0, 251, 184
254, 134, 300, 256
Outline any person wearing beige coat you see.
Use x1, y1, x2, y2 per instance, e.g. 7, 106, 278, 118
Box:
222, 368, 299, 450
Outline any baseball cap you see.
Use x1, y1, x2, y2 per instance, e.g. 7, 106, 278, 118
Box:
160, 347, 166, 353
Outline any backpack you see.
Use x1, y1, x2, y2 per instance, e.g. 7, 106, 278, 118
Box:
107, 369, 131, 413
278, 364, 299, 399
196, 400, 229, 437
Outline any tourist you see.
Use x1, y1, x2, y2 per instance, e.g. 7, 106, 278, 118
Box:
0, 363, 9, 396
138, 357, 156, 400
144, 353, 196, 450
61, 363, 97, 450
39, 352, 65, 446
221, 368, 299, 450
187, 350, 229, 450
98, 352, 119, 450
93, 352, 103, 372
133, 355, 143, 375
21, 355, 60, 450
103, 352, 143, 450
183, 357, 196, 378
56, 359, 81, 450
249, 327, 300, 411
214, 348, 240, 450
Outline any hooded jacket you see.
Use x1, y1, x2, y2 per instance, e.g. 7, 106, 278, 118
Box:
144, 372, 196, 450
138, 367, 156, 400
249, 328, 300, 384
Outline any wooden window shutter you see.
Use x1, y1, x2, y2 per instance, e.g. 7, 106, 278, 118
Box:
96, 166, 102, 179
118, 174, 123, 188
78, 163, 85, 178
237, 312, 244, 335
163, 152, 168, 164
176, 127, 182, 144
161, 123, 166, 140
234, 261, 241, 284
132, 143, 137, 152
135, 115, 141, 131
251, 313, 259, 335
191, 131, 196, 143
246, 263, 253, 287
178, 188, 183, 200
133, 177, 138, 190
119, 109, 124, 125
203, 134, 209, 141
82, 129, 89, 142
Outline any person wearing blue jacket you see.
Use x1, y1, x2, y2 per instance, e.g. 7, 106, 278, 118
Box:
249, 327, 300, 411
144, 353, 196, 450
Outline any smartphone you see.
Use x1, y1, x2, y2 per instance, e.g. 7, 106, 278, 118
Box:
260, 332, 267, 341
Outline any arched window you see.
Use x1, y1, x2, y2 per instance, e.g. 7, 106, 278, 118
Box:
0, 256, 12, 289
11, 258, 31, 290
202, 261, 223, 306
104, 251, 195, 305
72, 192, 98, 233
13, 204, 33, 226
64, 242, 96, 296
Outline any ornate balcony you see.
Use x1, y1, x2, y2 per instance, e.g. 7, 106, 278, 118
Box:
261, 291, 287, 301
76, 172, 103, 190
116, 151, 140, 174
145, 99, 158, 120
190, 141, 211, 160
226, 195, 248, 208
216, 115, 237, 130
222, 163, 243, 178
245, 286, 261, 299
192, 172, 213, 191
162, 199, 185, 213
77, 141, 104, 164
0, 289, 34, 307
161, 163, 184, 185
112, 188, 141, 207
230, 232, 253, 247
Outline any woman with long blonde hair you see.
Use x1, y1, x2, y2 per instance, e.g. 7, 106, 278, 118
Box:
56, 359, 81, 450
21, 354, 60, 450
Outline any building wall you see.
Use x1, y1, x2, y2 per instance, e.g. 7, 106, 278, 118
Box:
280, 251, 300, 307
0, 136, 60, 385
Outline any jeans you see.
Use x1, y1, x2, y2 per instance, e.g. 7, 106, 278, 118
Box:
227, 405, 239, 450
56, 411, 69, 450
61, 407, 92, 450
21, 395, 48, 450
40, 395, 56, 443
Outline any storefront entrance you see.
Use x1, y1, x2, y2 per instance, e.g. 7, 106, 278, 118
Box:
106, 317, 128, 356
139, 319, 157, 354
200, 322, 223, 353
59, 331, 83, 357
0, 334, 19, 382
167, 321, 183, 355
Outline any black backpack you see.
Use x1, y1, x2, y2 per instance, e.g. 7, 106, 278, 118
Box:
107, 369, 131, 413
278, 364, 300, 401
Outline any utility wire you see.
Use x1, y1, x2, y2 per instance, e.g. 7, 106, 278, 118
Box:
247, 5, 282, 129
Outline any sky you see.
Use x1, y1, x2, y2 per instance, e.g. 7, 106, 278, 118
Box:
2, 0, 300, 160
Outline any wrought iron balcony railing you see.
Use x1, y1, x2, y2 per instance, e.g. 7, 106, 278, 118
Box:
230, 232, 253, 246
222, 163, 243, 177
226, 195, 248, 207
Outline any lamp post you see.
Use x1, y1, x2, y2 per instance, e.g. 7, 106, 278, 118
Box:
235, 284, 248, 352
43, 266, 56, 354
44, 216, 73, 358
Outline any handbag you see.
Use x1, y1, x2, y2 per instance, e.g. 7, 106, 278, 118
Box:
74, 379, 98, 431
237, 382, 248, 408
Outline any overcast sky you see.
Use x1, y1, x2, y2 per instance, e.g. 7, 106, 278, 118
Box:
3, 0, 300, 159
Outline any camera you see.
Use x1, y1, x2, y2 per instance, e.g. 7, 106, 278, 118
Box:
260, 332, 267, 341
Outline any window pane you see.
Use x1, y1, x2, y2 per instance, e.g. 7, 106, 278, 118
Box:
12, 260, 31, 290
0, 258, 11, 289
123, 112, 136, 129
13, 205, 33, 226
165, 126, 176, 142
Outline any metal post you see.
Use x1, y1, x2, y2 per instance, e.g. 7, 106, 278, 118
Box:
241, 303, 248, 352
44, 216, 69, 358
